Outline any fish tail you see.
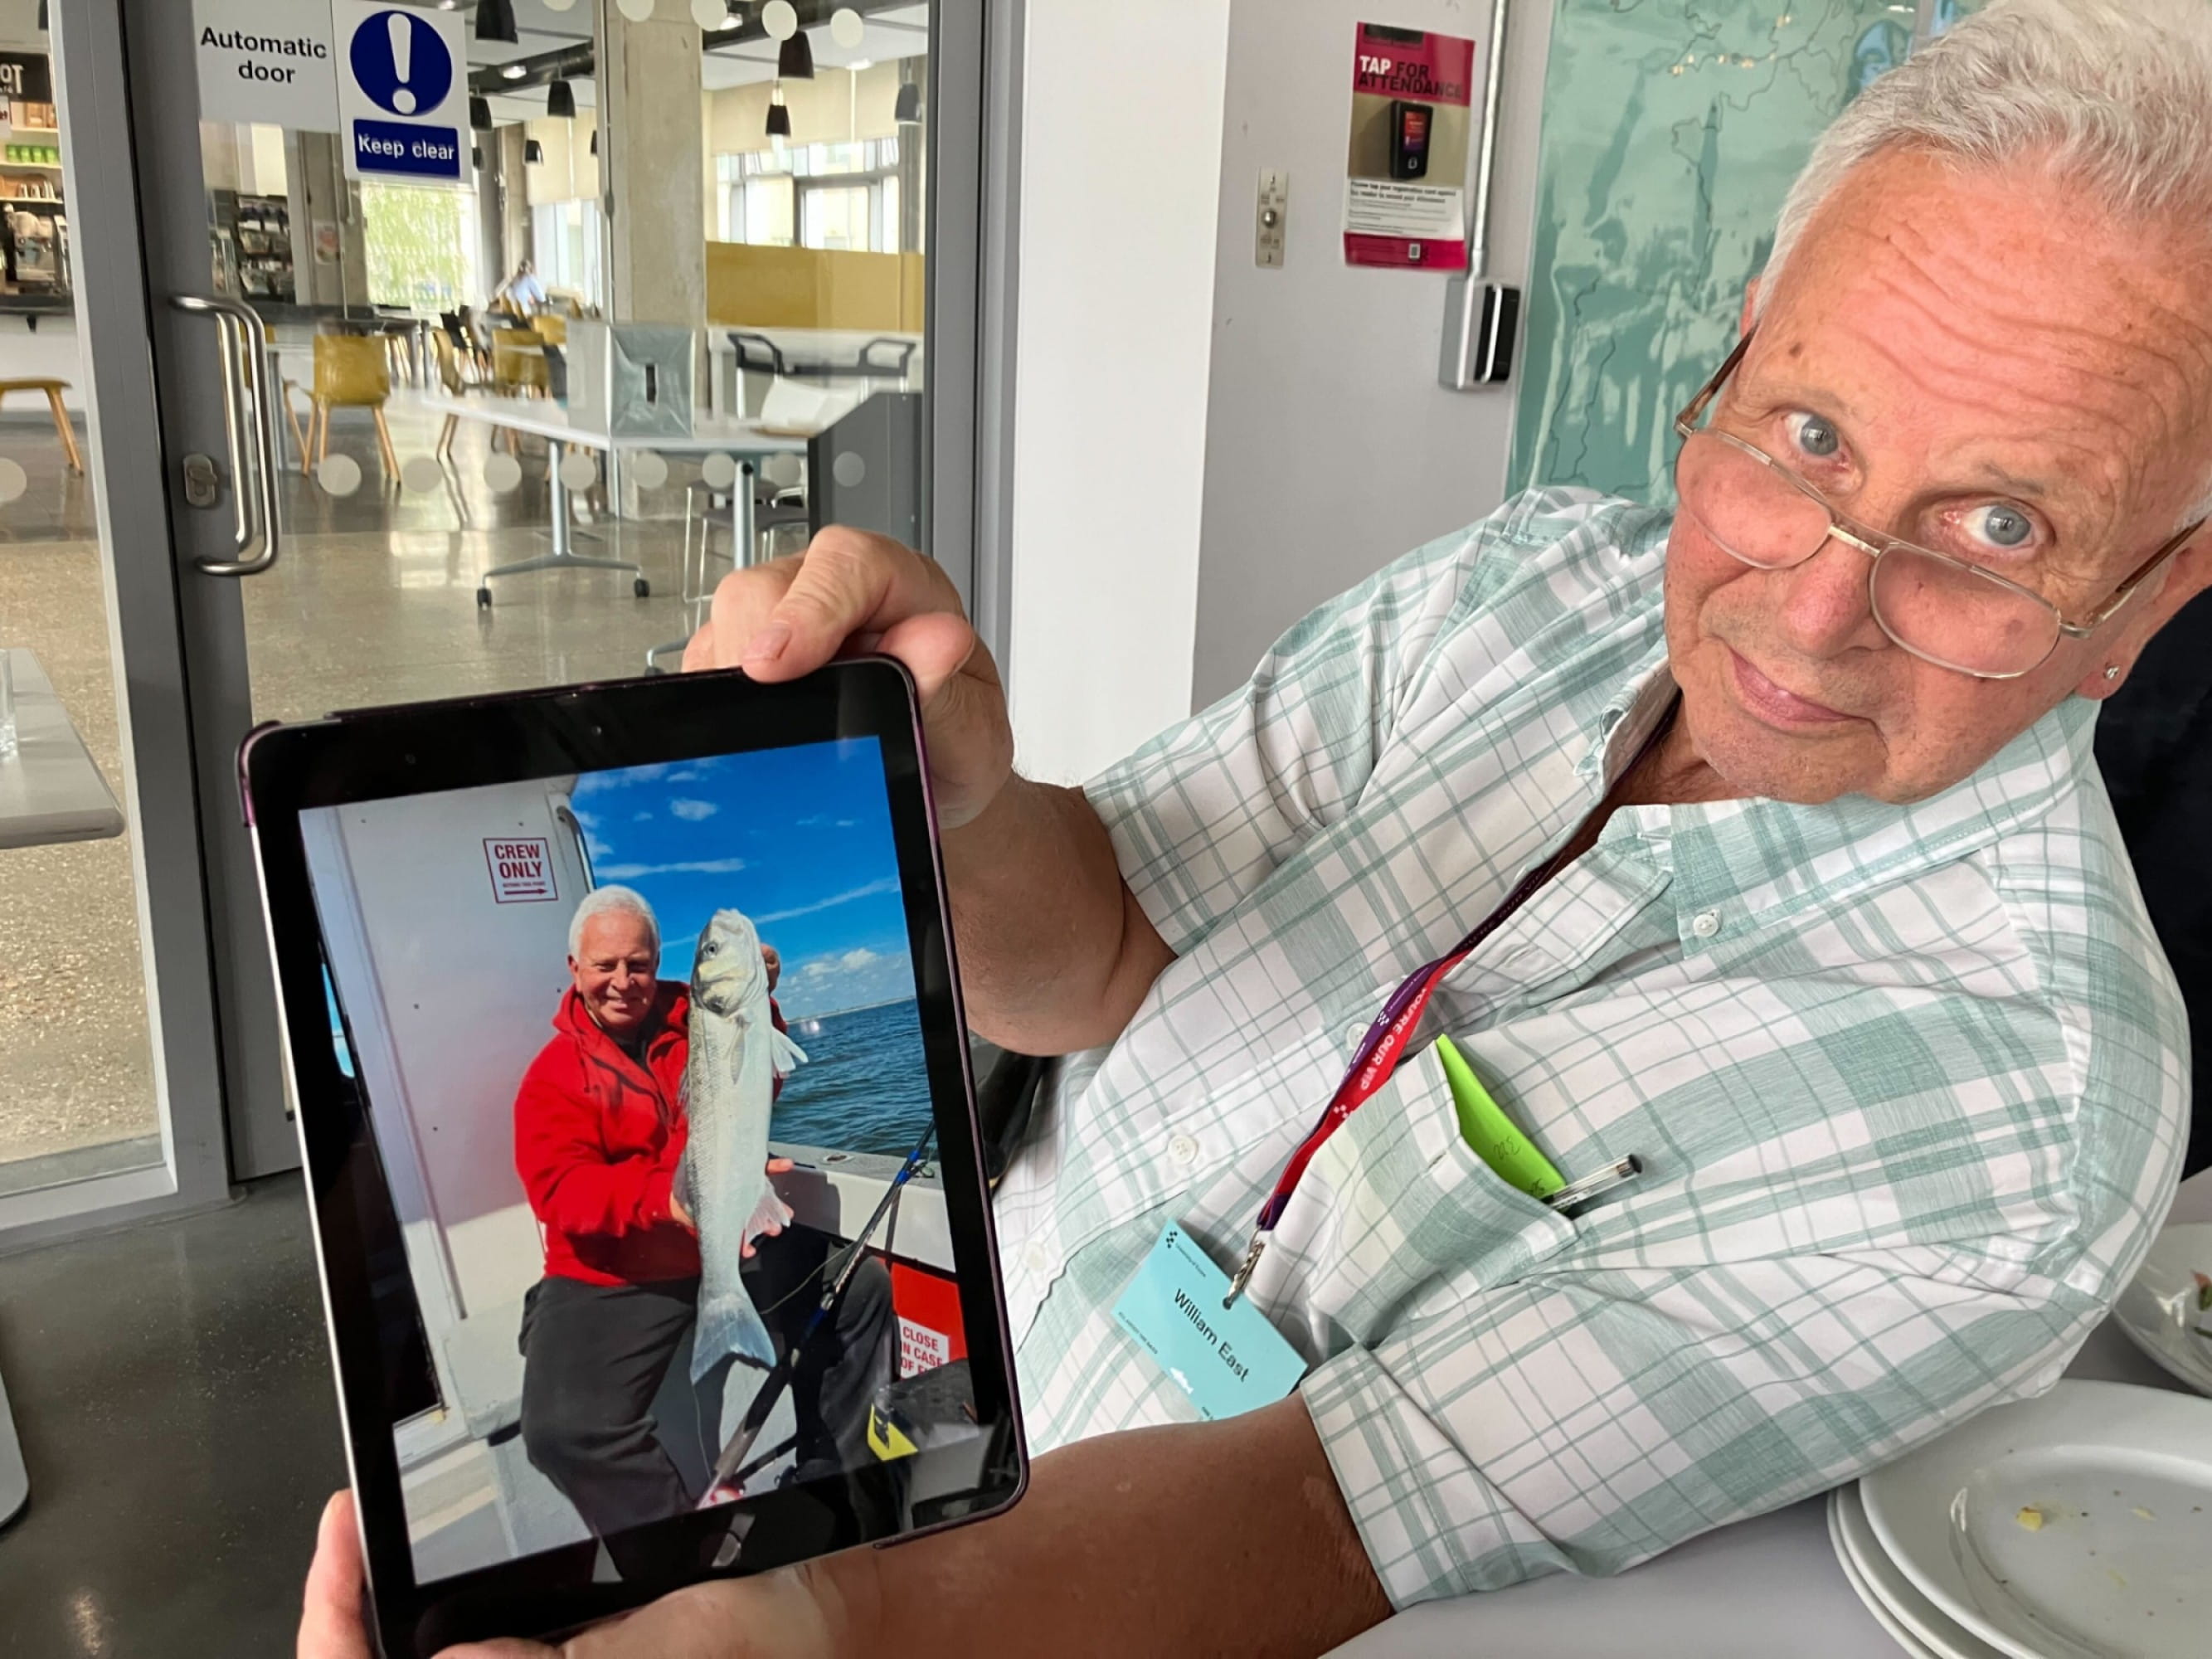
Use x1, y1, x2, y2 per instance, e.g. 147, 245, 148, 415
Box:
690, 1287, 777, 1381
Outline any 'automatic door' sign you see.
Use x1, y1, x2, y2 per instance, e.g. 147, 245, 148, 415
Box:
333, 2, 466, 183
192, 0, 341, 130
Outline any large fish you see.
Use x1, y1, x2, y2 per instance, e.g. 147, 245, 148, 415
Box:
673, 909, 807, 1381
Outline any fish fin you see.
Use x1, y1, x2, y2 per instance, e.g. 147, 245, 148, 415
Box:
770, 1029, 808, 1073
746, 1184, 794, 1246
690, 1287, 777, 1381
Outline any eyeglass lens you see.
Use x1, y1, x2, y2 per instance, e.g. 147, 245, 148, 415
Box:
1676, 433, 2060, 676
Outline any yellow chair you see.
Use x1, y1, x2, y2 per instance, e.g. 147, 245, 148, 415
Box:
492, 328, 550, 397
309, 334, 398, 479
527, 314, 568, 348
0, 377, 84, 473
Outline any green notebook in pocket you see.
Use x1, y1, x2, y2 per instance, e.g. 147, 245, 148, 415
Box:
1435, 1034, 1565, 1201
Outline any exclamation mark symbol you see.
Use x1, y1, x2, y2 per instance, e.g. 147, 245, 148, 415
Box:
389, 13, 416, 114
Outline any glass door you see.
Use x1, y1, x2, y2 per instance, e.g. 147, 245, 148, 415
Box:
78, 0, 993, 1181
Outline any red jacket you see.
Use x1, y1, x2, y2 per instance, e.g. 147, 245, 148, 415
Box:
514, 980, 700, 1286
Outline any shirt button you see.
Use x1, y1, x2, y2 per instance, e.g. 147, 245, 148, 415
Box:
1169, 1133, 1198, 1167
1690, 909, 1721, 939
1345, 1021, 1369, 1049
1022, 1242, 1052, 1275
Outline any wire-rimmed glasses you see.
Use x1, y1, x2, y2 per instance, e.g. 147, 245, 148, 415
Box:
1672, 330, 2201, 679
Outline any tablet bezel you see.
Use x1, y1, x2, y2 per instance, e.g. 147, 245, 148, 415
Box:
242, 660, 1027, 1657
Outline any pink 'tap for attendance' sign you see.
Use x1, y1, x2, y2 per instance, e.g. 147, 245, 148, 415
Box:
485, 837, 557, 903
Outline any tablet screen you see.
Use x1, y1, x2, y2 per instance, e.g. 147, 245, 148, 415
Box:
299, 733, 984, 1588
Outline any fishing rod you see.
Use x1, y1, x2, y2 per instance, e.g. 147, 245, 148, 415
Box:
704, 1123, 938, 1495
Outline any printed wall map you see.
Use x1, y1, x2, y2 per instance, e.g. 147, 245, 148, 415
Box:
1508, 0, 1979, 504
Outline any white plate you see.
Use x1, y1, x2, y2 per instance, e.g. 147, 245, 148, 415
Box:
1830, 1484, 2011, 1659
1830, 1488, 1942, 1657
2111, 1224, 2212, 1398
1860, 1380, 2212, 1659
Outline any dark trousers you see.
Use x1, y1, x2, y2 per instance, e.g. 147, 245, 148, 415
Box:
517, 1230, 897, 1540
518, 1273, 698, 1539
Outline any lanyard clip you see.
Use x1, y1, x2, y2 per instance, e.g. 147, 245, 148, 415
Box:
1223, 1231, 1267, 1308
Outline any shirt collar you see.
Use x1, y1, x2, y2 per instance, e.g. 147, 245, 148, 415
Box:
1575, 644, 2098, 933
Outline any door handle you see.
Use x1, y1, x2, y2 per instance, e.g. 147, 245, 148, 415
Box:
171, 295, 281, 576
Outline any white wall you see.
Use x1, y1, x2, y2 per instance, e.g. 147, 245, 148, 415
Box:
1004, 0, 1232, 786
1189, 0, 1553, 706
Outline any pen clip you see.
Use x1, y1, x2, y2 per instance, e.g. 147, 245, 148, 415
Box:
1543, 1154, 1642, 1214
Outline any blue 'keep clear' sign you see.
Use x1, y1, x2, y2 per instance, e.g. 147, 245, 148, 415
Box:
332, 2, 467, 184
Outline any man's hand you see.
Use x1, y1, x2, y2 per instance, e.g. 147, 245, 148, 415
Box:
304, 1399, 1388, 1659
297, 1489, 853, 1659
760, 943, 780, 994
671, 1159, 792, 1254
685, 529, 1014, 833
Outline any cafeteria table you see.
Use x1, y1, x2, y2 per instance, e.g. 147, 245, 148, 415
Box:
405, 392, 808, 606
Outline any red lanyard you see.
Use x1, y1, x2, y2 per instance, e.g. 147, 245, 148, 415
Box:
1223, 700, 1676, 1305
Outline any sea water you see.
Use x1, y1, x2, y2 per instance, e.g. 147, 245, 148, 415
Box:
770, 997, 935, 1158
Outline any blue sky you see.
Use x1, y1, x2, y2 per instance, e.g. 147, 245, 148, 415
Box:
569, 739, 917, 1019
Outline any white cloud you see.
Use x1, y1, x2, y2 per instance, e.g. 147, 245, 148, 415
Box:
595, 857, 748, 879
751, 876, 900, 925
668, 798, 719, 822
632, 810, 654, 822
780, 940, 914, 1017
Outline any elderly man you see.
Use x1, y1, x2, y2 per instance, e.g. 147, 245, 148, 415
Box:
303, 2, 2209, 1653
512, 887, 892, 1548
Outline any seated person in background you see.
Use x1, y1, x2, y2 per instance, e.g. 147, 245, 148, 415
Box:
511, 887, 891, 1543
304, 2, 2210, 1653
489, 257, 547, 319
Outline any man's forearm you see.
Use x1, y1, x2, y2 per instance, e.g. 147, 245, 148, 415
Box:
941, 775, 1172, 1054
814, 1398, 1393, 1659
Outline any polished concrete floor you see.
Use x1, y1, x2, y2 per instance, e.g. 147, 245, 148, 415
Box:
0, 1172, 343, 1657
0, 403, 758, 1172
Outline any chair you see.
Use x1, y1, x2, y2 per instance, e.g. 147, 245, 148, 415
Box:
0, 377, 83, 473
308, 334, 399, 480
429, 333, 495, 461
492, 329, 550, 397
527, 314, 568, 348
647, 469, 811, 673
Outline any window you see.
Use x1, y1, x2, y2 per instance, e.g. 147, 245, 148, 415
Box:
361, 182, 479, 312
531, 199, 603, 306
714, 138, 906, 254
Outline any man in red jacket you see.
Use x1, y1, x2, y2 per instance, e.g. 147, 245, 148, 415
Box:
512, 886, 892, 1543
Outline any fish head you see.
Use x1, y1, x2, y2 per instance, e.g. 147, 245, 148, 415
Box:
691, 909, 767, 1018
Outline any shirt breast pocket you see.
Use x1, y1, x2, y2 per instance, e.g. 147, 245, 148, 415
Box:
1257, 1041, 1580, 1355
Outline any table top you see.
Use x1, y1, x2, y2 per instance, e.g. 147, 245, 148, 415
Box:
0, 649, 124, 851
404, 391, 809, 455
1328, 1167, 2212, 1657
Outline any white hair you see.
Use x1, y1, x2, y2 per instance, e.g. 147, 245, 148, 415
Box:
567, 884, 660, 960
1757, 0, 2212, 522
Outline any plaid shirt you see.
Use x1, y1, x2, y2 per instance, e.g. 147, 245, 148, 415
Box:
989, 489, 2190, 1609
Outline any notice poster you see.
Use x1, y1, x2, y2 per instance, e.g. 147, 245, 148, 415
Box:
1343, 22, 1476, 270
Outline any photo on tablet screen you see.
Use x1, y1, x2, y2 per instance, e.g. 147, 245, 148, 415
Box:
299, 736, 976, 1585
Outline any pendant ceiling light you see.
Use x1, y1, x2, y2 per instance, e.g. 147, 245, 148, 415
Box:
546, 79, 576, 120
893, 82, 921, 124
524, 137, 545, 163
469, 95, 494, 131
766, 87, 792, 139
777, 31, 815, 79
476, 0, 519, 45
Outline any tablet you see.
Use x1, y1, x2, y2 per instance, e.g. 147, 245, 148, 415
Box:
243, 661, 1026, 1657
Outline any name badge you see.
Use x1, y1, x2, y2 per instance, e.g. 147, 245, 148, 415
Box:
1112, 1221, 1307, 1419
